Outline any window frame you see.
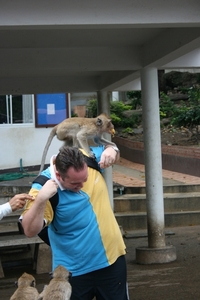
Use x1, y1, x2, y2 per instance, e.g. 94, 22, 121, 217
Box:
34, 93, 69, 128
0, 94, 34, 127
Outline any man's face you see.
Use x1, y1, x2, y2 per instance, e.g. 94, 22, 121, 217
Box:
55, 163, 88, 192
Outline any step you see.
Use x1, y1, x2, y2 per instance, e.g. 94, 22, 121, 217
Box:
114, 192, 200, 213
119, 184, 200, 195
0, 185, 30, 196
1, 183, 200, 196
115, 211, 200, 230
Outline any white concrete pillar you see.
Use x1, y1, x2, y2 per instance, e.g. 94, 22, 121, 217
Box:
136, 67, 176, 264
141, 67, 165, 248
112, 91, 119, 101
97, 91, 114, 209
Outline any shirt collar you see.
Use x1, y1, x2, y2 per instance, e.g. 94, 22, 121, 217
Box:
50, 155, 65, 191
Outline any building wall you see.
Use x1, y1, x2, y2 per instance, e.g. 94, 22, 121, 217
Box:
0, 125, 63, 171
0, 92, 97, 171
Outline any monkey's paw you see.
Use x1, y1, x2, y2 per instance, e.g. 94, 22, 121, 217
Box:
89, 152, 96, 159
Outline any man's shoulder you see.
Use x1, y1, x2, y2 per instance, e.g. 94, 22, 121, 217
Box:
32, 168, 51, 188
90, 145, 104, 161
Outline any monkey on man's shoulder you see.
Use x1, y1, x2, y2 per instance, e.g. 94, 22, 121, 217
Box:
39, 113, 116, 174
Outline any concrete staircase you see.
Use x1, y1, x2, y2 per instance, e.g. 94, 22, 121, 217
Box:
1, 182, 200, 232
114, 184, 200, 231
0, 186, 29, 205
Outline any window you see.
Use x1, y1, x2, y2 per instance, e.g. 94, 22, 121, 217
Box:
0, 95, 33, 124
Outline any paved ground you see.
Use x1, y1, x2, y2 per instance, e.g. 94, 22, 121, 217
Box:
1, 157, 200, 188
1, 225, 200, 300
1, 158, 200, 299
113, 157, 200, 187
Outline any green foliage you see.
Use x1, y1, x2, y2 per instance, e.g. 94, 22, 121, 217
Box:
172, 106, 200, 127
159, 92, 177, 118
110, 101, 139, 127
171, 87, 200, 128
120, 114, 140, 128
188, 86, 200, 105
160, 111, 166, 118
122, 127, 134, 134
71, 113, 78, 117
86, 98, 137, 127
126, 91, 142, 109
86, 99, 97, 117
110, 101, 132, 115
86, 98, 134, 118
110, 113, 121, 127
86, 87, 200, 133
110, 112, 139, 128
172, 105, 200, 128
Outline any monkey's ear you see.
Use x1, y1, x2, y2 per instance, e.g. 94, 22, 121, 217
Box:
15, 281, 18, 287
31, 280, 36, 287
96, 118, 103, 127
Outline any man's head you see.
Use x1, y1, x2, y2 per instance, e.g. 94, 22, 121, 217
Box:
55, 146, 88, 192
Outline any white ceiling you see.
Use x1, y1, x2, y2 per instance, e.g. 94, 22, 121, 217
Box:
0, 0, 200, 94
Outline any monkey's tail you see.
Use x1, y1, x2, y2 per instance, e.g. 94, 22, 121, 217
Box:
38, 126, 57, 174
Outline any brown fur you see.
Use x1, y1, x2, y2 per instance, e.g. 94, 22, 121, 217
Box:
39, 113, 115, 173
10, 272, 39, 300
39, 265, 72, 300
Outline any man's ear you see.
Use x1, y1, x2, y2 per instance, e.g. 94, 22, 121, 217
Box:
55, 170, 61, 180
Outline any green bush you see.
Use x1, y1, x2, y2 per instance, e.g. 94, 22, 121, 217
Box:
172, 105, 200, 127
86, 98, 135, 127
120, 114, 140, 128
86, 87, 200, 132
126, 91, 142, 109
171, 87, 200, 128
122, 127, 134, 134
159, 92, 177, 118
86, 99, 97, 117
110, 113, 121, 127
110, 101, 132, 115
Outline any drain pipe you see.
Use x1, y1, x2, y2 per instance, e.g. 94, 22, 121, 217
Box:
136, 67, 176, 264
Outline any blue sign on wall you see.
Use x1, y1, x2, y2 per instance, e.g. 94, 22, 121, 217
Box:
35, 93, 68, 127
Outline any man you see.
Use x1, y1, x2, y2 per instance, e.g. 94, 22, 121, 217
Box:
0, 193, 33, 221
21, 145, 129, 300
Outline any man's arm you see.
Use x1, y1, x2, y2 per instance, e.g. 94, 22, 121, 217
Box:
22, 179, 58, 237
9, 194, 34, 211
0, 194, 33, 221
0, 203, 12, 221
99, 145, 120, 169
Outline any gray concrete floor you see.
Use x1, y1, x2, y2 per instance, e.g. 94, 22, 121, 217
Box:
1, 161, 200, 299
1, 225, 200, 299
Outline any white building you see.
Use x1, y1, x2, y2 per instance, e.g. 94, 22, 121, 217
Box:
0, 1, 200, 171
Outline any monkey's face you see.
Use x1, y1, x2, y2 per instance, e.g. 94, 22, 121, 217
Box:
17, 272, 36, 288
96, 115, 115, 136
106, 121, 115, 136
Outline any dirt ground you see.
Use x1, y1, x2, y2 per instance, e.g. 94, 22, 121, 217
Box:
1, 225, 200, 300
116, 125, 200, 147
